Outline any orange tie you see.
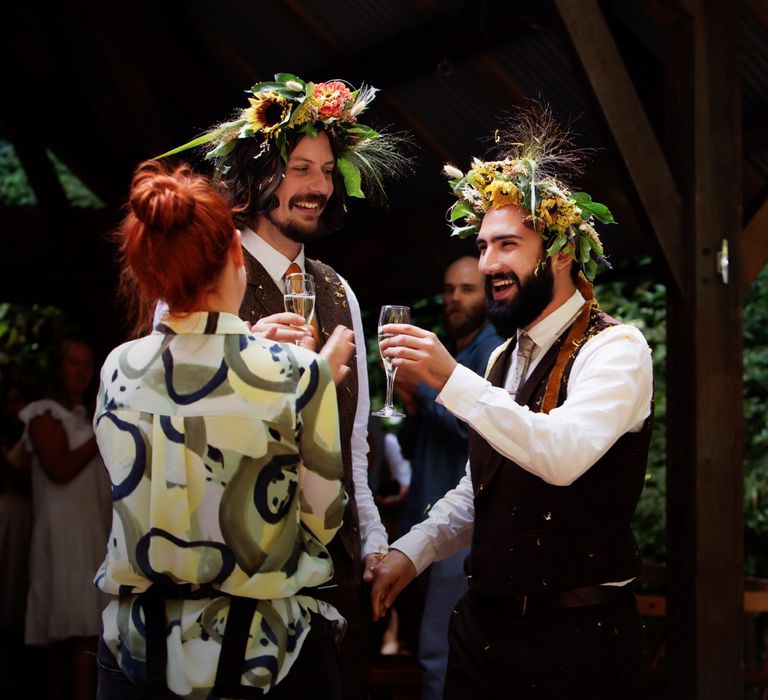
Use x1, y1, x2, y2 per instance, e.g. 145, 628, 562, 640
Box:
284, 262, 302, 278
283, 263, 320, 342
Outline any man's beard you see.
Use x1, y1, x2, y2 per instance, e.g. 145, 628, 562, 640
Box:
445, 304, 487, 340
486, 263, 555, 338
265, 194, 332, 243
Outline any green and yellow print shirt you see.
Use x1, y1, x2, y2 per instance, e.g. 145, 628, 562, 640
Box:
93, 311, 347, 696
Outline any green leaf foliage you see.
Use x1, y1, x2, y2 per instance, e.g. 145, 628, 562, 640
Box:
274, 73, 305, 87
598, 260, 768, 577
336, 156, 364, 198
0, 303, 74, 403
571, 192, 615, 224
449, 201, 474, 223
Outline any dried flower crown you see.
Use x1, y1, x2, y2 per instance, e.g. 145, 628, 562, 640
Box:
444, 107, 615, 280
157, 72, 411, 201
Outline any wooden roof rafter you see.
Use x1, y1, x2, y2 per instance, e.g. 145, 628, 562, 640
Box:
554, 0, 685, 294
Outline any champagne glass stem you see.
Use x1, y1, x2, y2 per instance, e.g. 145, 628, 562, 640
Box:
384, 367, 397, 410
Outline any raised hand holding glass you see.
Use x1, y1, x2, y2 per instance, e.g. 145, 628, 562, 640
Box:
372, 305, 410, 418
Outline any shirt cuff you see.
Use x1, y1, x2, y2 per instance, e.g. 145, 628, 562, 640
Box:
436, 363, 491, 420
390, 529, 437, 576
361, 531, 390, 560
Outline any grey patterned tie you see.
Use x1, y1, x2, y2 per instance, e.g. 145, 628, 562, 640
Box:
509, 332, 535, 398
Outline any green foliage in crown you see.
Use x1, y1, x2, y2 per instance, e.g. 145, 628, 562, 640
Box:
443, 106, 616, 281
157, 73, 411, 202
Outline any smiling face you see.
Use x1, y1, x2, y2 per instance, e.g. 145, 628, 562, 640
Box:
264, 131, 336, 244
476, 205, 558, 335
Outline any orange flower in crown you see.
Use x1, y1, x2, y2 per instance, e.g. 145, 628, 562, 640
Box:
313, 81, 355, 120
157, 73, 413, 202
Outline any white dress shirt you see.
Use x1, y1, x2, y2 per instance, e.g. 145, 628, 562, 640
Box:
241, 228, 389, 559
393, 290, 653, 575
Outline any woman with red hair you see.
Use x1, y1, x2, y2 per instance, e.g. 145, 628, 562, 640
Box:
94, 160, 348, 698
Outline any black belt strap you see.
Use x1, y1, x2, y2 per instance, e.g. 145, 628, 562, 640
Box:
143, 587, 167, 682
212, 595, 260, 698
137, 587, 262, 698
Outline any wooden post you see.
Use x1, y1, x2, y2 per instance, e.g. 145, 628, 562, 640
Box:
557, 0, 744, 695
664, 1, 744, 697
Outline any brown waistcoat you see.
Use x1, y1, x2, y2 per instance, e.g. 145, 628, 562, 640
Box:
466, 308, 653, 597
240, 249, 361, 572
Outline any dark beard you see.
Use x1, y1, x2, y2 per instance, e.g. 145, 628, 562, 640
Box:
265, 194, 333, 243
486, 264, 554, 338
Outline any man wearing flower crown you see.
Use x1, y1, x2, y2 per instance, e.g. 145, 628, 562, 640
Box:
161, 73, 411, 699
370, 109, 654, 699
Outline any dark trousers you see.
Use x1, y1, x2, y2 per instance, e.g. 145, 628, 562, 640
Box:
96, 614, 341, 699
310, 535, 371, 700
444, 587, 644, 700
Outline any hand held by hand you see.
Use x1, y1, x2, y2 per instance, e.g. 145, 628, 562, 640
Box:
370, 549, 418, 621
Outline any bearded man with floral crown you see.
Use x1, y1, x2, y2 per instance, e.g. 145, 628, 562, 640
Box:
369, 105, 654, 700
156, 73, 412, 699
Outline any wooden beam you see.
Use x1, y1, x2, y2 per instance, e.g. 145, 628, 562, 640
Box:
741, 197, 768, 291
554, 0, 685, 294
662, 1, 744, 697
746, 0, 768, 27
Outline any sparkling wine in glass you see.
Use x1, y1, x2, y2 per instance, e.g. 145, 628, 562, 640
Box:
283, 273, 316, 341
372, 305, 410, 418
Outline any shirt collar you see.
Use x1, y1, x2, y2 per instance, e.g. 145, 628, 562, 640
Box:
522, 290, 586, 349
240, 227, 305, 287
154, 311, 250, 335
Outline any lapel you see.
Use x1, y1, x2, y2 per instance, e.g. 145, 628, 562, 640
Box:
239, 247, 285, 320
305, 258, 353, 347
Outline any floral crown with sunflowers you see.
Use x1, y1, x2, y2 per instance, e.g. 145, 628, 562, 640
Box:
158, 72, 411, 201
443, 106, 614, 281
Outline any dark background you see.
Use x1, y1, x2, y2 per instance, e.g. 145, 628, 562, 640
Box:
1, 0, 766, 351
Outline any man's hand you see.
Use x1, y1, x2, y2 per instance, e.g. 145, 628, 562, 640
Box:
249, 312, 312, 344
379, 324, 458, 393
370, 549, 417, 622
320, 325, 355, 386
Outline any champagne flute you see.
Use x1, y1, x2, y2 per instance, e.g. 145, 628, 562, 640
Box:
283, 273, 316, 343
372, 305, 410, 418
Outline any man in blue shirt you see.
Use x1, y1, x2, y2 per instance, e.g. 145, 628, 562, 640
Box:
394, 255, 503, 700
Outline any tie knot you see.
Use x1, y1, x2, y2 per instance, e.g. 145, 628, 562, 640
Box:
284, 262, 302, 279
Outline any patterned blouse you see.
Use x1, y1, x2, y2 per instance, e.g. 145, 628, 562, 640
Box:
93, 311, 347, 696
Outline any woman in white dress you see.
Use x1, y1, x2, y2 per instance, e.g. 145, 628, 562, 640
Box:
19, 339, 111, 700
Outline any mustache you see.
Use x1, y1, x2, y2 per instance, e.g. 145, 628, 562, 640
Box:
288, 193, 328, 209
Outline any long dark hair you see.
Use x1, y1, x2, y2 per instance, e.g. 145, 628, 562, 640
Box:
219, 128, 347, 231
